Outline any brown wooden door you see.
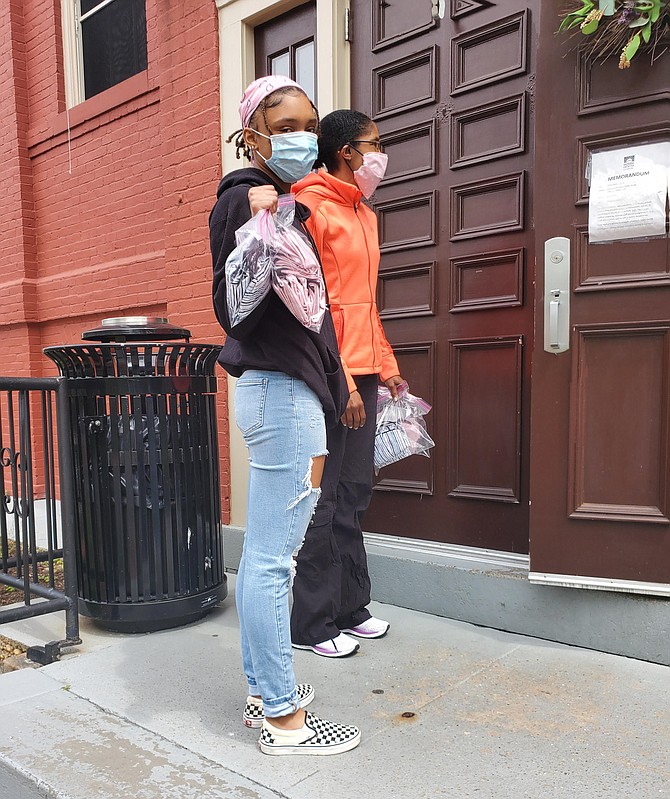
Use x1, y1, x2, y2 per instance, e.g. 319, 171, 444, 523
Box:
351, 1, 539, 552
254, 2, 317, 100
530, 10, 670, 590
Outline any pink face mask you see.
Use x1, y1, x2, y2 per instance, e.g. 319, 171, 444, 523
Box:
353, 152, 388, 199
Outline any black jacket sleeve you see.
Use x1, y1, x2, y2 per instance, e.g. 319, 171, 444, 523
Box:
210, 184, 273, 340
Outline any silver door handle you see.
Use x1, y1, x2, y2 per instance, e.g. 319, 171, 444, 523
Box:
544, 238, 570, 355
549, 291, 561, 348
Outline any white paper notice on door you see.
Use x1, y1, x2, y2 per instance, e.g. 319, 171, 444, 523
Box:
588, 142, 669, 244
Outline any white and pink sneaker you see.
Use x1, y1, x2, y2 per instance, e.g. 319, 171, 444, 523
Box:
293, 632, 359, 658
340, 617, 390, 639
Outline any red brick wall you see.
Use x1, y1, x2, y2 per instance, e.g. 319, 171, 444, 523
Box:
1, 3, 39, 377
0, 0, 230, 519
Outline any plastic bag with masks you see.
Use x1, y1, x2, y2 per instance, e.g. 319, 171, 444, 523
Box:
270, 194, 326, 333
224, 208, 274, 328
374, 382, 435, 474
224, 194, 326, 332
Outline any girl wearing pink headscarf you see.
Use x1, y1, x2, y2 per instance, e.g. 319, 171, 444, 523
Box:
209, 76, 360, 756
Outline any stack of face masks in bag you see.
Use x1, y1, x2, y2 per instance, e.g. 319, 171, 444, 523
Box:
225, 194, 326, 332
224, 208, 274, 328
374, 382, 435, 474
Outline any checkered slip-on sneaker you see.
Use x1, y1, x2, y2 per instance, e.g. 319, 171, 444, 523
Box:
259, 712, 361, 756
243, 683, 315, 728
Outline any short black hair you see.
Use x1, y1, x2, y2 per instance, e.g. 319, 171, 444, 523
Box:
316, 110, 373, 171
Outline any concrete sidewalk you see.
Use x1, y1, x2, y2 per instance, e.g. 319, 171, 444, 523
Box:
1, 579, 669, 798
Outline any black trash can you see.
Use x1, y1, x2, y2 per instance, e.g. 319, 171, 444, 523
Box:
44, 317, 227, 632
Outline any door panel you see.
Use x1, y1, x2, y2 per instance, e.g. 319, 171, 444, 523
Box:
450, 10, 529, 94
371, 1, 436, 50
569, 325, 669, 524
448, 336, 523, 504
530, 9, 670, 590
373, 341, 436, 497
352, 1, 538, 552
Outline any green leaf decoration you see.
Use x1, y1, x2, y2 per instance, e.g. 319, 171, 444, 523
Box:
624, 32, 641, 60
559, 13, 585, 31
558, 1, 669, 70
581, 17, 601, 34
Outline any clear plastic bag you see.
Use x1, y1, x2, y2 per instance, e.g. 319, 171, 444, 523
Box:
224, 209, 274, 328
270, 195, 326, 333
224, 195, 326, 332
374, 382, 435, 473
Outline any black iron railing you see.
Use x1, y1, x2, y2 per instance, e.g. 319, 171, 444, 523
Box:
0, 377, 80, 663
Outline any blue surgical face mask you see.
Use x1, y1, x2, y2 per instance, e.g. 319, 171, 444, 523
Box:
252, 130, 318, 183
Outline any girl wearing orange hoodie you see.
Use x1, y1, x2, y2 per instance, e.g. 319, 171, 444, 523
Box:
291, 110, 404, 657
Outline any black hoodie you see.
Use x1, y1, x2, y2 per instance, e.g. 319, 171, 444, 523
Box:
210, 167, 349, 427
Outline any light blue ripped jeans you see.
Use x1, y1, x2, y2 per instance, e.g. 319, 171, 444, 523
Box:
234, 370, 326, 718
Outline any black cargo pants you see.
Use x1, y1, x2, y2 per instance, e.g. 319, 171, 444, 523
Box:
290, 374, 379, 646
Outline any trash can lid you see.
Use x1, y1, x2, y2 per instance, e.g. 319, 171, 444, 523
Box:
81, 317, 191, 343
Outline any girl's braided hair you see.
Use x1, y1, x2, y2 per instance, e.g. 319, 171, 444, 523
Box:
226, 86, 320, 161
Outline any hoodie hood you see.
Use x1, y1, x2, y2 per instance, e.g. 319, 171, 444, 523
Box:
215, 166, 310, 221
215, 166, 282, 199
292, 169, 363, 207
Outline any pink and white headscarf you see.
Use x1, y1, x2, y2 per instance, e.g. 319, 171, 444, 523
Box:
239, 75, 304, 129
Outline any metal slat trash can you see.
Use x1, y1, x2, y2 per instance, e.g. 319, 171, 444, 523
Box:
44, 317, 227, 632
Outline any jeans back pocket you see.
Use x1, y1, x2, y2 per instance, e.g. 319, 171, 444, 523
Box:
235, 376, 268, 436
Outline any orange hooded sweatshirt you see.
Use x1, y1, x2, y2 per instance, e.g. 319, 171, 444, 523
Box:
293, 170, 399, 393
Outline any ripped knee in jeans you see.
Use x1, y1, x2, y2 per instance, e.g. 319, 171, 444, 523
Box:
309, 453, 326, 489
287, 452, 326, 511
288, 453, 327, 581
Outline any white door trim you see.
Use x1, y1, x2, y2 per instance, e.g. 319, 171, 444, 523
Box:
529, 572, 670, 597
